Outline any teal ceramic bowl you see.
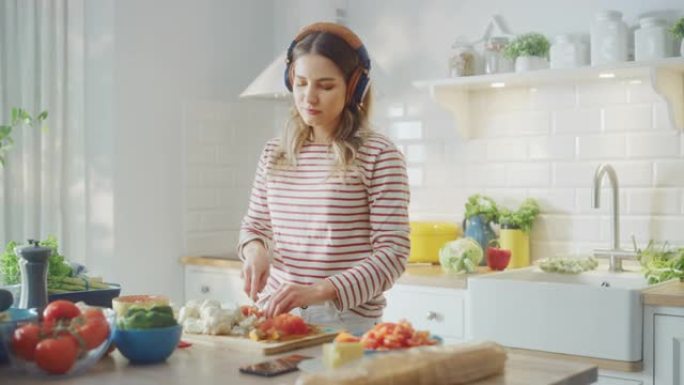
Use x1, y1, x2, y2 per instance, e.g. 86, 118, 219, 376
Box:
0, 308, 39, 364
113, 324, 181, 364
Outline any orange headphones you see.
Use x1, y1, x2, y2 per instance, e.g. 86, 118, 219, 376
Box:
284, 22, 371, 111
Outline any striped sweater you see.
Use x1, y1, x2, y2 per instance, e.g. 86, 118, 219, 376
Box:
238, 133, 410, 318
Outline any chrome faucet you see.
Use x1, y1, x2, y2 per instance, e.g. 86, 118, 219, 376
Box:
591, 163, 636, 272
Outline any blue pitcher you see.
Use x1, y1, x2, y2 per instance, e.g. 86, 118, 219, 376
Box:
463, 214, 496, 266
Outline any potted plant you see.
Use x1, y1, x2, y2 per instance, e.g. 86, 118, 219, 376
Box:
0, 108, 48, 166
497, 198, 540, 268
504, 32, 551, 72
671, 17, 684, 57
463, 194, 498, 265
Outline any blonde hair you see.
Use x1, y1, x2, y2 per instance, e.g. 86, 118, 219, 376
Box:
274, 31, 374, 174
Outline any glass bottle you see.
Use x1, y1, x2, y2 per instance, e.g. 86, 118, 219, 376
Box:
448, 43, 477, 77
634, 17, 673, 61
483, 37, 513, 74
550, 34, 589, 69
590, 10, 629, 65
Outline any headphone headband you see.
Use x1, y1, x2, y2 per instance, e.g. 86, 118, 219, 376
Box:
284, 22, 371, 111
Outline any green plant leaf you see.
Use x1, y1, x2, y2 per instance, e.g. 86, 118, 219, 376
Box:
37, 111, 48, 121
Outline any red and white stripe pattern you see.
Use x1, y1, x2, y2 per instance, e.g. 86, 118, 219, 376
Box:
238, 133, 410, 318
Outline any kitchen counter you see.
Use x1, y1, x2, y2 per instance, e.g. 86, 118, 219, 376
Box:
642, 279, 684, 307
1, 343, 597, 385
181, 256, 491, 289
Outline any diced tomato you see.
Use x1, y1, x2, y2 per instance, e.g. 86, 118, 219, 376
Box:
361, 320, 437, 351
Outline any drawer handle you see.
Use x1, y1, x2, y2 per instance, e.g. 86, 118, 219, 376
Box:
200, 285, 210, 294
426, 311, 438, 321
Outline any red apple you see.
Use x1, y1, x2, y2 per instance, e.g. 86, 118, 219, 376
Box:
487, 247, 511, 270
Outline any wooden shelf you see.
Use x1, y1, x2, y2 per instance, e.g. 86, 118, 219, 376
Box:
413, 57, 684, 139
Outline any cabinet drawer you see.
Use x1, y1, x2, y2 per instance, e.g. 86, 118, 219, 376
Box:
384, 285, 465, 339
184, 265, 250, 305
596, 376, 642, 385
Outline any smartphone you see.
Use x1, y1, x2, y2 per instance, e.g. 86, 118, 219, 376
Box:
239, 354, 313, 377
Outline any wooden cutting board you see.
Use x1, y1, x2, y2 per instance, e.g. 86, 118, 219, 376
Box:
181, 328, 339, 355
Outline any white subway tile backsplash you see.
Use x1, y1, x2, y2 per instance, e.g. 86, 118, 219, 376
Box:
528, 136, 576, 160
575, 188, 627, 214
577, 81, 627, 107
529, 85, 577, 110
186, 188, 217, 209
486, 138, 527, 161
506, 163, 550, 187
405, 144, 427, 163
389, 120, 423, 140
626, 132, 680, 158
463, 139, 487, 164
553, 162, 597, 187
186, 230, 239, 256
515, 110, 552, 136
202, 167, 235, 187
483, 188, 527, 210
528, 188, 576, 214
553, 108, 601, 134
199, 121, 232, 144
604, 104, 652, 132
407, 166, 424, 186
653, 102, 674, 130
185, 167, 203, 187
465, 164, 508, 188
531, 241, 576, 260
533, 215, 602, 242
186, 146, 217, 165
577, 135, 626, 159
201, 210, 241, 231
654, 160, 684, 187
627, 188, 681, 215
184, 212, 202, 232
612, 162, 654, 186
626, 80, 661, 104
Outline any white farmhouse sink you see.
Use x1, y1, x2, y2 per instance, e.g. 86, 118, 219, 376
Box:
469, 266, 649, 362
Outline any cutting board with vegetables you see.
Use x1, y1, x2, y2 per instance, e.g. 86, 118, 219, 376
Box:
182, 328, 339, 355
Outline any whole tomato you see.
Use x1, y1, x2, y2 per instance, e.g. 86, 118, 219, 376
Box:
34, 336, 79, 374
43, 300, 81, 323
74, 316, 110, 350
11, 324, 41, 361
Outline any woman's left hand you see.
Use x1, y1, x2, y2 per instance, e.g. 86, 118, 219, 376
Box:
265, 280, 336, 318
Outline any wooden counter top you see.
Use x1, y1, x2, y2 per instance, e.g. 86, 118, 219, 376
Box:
180, 255, 243, 269
1, 343, 597, 385
398, 264, 492, 289
642, 279, 684, 307
181, 256, 491, 289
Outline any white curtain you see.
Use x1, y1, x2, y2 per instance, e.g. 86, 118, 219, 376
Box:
0, 0, 87, 263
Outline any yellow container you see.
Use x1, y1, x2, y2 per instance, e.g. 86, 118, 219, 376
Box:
500, 227, 530, 268
409, 221, 461, 263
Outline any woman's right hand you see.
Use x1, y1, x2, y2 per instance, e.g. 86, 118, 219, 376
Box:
242, 240, 270, 301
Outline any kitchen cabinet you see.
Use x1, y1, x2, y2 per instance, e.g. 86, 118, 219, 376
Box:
653, 313, 684, 385
414, 57, 684, 138
183, 264, 250, 305
384, 284, 467, 344
595, 376, 643, 385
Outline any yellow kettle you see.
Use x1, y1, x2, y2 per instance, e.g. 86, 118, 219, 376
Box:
409, 221, 462, 263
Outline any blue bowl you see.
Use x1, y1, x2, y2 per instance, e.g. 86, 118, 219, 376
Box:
113, 324, 181, 364
0, 308, 39, 364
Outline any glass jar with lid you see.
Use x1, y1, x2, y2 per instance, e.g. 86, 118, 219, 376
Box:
634, 17, 673, 61
448, 43, 477, 77
590, 10, 628, 65
483, 37, 513, 74
550, 34, 589, 69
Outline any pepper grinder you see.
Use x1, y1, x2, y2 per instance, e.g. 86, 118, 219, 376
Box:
16, 239, 52, 310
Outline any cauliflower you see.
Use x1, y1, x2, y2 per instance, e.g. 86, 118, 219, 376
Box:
439, 238, 484, 273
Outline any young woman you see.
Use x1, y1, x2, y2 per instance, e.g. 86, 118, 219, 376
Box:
238, 22, 409, 334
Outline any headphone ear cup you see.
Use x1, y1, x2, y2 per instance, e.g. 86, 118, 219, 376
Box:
345, 68, 362, 106
353, 72, 370, 108
285, 63, 295, 92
